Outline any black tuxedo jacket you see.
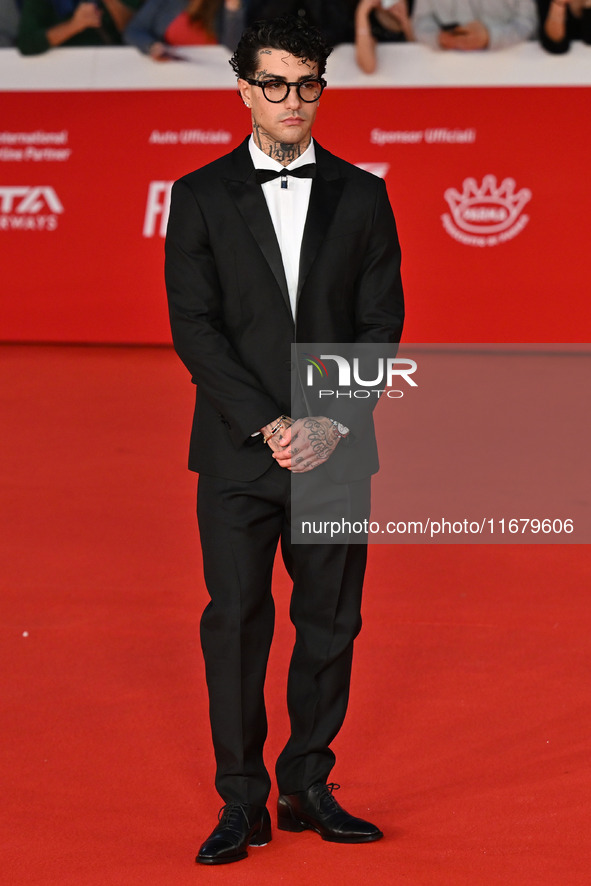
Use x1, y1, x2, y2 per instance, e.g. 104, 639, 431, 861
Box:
165, 137, 404, 482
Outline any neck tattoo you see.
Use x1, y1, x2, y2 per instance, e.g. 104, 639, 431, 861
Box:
252, 120, 310, 167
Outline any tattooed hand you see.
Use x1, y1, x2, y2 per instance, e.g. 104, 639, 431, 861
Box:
272, 416, 340, 472
261, 415, 294, 454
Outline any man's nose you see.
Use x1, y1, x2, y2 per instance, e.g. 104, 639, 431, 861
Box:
284, 85, 302, 110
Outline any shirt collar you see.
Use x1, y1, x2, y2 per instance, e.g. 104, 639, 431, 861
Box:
249, 136, 316, 172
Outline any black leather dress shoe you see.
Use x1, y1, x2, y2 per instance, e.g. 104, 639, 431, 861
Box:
196, 804, 271, 865
277, 783, 383, 843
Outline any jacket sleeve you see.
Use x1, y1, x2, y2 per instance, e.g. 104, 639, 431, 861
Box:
17, 0, 53, 55
123, 0, 179, 53
353, 177, 405, 347
485, 0, 538, 49
165, 177, 281, 447
308, 176, 405, 435
412, 0, 442, 49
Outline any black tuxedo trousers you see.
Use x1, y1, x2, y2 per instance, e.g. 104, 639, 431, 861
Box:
197, 462, 370, 805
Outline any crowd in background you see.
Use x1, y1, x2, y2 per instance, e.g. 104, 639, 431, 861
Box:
1, 0, 590, 61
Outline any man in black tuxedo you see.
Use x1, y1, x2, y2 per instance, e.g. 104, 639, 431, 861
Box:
165, 15, 404, 866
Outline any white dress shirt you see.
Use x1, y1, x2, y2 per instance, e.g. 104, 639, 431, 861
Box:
249, 136, 316, 319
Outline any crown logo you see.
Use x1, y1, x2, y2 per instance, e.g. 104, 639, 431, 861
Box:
444, 175, 531, 236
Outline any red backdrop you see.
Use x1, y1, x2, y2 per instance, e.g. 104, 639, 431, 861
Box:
1, 87, 589, 343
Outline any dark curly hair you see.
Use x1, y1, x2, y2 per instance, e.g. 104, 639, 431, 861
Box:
229, 15, 333, 81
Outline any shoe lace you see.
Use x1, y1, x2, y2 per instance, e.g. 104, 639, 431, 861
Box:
217, 803, 251, 829
321, 782, 342, 812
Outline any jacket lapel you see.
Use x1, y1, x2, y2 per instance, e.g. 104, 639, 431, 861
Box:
297, 143, 345, 302
222, 139, 291, 317
221, 139, 345, 319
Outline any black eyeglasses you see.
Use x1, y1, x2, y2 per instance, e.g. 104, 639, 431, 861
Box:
245, 77, 326, 103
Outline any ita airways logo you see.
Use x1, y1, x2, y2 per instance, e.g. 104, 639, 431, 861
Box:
441, 175, 531, 247
0, 185, 63, 231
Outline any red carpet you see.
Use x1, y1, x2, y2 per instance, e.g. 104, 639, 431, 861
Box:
1, 345, 590, 885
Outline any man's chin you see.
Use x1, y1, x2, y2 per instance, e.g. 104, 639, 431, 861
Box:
276, 124, 309, 142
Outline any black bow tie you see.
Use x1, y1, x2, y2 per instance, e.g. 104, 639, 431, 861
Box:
255, 164, 317, 185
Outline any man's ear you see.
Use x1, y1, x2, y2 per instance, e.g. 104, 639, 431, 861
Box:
237, 78, 252, 108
